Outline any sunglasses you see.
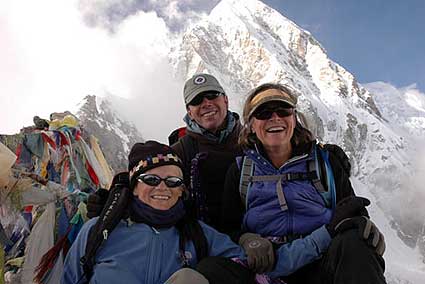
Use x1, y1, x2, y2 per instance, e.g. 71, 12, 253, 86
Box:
188, 92, 223, 106
252, 106, 295, 120
137, 174, 184, 188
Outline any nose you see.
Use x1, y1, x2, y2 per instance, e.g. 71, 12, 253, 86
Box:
269, 112, 281, 120
155, 180, 168, 190
200, 97, 213, 107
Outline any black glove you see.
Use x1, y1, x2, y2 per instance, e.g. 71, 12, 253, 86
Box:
327, 196, 370, 237
87, 188, 109, 219
86, 172, 130, 219
334, 216, 385, 256
239, 233, 275, 273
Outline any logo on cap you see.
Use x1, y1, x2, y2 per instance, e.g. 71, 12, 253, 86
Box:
193, 75, 206, 85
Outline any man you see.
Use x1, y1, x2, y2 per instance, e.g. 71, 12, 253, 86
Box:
169, 73, 242, 230
88, 73, 242, 232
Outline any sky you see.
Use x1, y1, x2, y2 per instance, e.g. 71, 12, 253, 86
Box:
264, 0, 425, 91
0, 0, 424, 139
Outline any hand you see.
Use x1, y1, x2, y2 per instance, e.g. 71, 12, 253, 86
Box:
86, 188, 109, 219
334, 216, 385, 256
327, 196, 370, 237
86, 172, 130, 218
239, 232, 275, 273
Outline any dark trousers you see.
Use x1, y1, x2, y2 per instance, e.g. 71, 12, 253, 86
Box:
196, 256, 256, 284
282, 229, 386, 284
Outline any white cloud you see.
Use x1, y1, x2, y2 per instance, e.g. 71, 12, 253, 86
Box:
0, 0, 186, 141
77, 0, 218, 32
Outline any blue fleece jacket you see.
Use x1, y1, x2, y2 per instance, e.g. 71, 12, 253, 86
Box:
62, 218, 245, 284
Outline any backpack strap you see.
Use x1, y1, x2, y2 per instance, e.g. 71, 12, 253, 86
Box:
318, 146, 336, 209
239, 156, 254, 209
238, 143, 337, 211
81, 181, 131, 283
307, 144, 327, 193
179, 135, 199, 185
307, 143, 336, 209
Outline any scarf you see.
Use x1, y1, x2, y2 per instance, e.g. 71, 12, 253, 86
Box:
184, 111, 238, 143
129, 197, 185, 228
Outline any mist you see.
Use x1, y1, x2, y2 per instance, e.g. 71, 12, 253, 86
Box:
0, 0, 193, 140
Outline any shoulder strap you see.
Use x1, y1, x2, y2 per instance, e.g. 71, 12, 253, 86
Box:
238, 145, 337, 211
239, 156, 254, 209
308, 144, 336, 208
179, 135, 199, 184
307, 144, 327, 193
81, 177, 131, 283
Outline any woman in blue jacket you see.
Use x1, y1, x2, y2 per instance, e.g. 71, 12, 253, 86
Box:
221, 83, 386, 284
62, 141, 254, 284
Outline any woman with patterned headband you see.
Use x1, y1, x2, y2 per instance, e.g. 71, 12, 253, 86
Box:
62, 141, 255, 284
221, 83, 387, 284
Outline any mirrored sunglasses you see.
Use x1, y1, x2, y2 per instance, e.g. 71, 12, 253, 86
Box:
188, 92, 223, 106
137, 174, 184, 188
252, 106, 295, 120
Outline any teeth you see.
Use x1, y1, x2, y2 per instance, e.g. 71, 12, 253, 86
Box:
151, 195, 170, 200
267, 126, 284, 132
202, 111, 216, 117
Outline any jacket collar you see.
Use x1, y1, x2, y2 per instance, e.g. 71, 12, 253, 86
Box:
183, 111, 240, 144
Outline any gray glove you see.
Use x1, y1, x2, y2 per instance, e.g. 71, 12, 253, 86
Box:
335, 216, 386, 256
239, 232, 275, 273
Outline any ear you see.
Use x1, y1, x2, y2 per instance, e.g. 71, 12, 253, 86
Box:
186, 106, 194, 120
223, 95, 229, 107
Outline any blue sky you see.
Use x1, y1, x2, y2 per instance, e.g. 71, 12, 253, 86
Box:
263, 0, 425, 91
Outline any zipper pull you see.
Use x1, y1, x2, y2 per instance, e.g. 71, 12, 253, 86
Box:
151, 227, 160, 234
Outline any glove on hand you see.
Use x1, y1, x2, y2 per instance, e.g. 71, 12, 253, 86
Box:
239, 232, 275, 273
327, 196, 370, 237
335, 216, 385, 256
86, 172, 130, 219
87, 188, 109, 219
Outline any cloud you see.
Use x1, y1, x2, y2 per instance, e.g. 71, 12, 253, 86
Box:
0, 0, 189, 141
77, 0, 219, 33
364, 81, 425, 248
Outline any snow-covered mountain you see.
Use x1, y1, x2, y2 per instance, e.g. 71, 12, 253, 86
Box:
76, 95, 144, 172
167, 0, 425, 282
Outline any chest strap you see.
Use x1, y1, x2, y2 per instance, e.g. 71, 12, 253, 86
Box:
240, 156, 318, 212
250, 172, 317, 211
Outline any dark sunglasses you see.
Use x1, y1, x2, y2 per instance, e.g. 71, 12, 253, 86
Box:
188, 92, 223, 106
137, 174, 184, 188
252, 106, 295, 120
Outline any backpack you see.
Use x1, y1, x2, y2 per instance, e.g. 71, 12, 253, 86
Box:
239, 143, 338, 211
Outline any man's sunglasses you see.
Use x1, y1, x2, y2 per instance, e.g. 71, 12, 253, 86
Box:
188, 92, 223, 106
252, 106, 295, 120
137, 174, 184, 188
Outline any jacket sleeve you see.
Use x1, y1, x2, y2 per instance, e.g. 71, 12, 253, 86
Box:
61, 218, 97, 284
220, 162, 246, 242
266, 225, 332, 278
199, 221, 246, 261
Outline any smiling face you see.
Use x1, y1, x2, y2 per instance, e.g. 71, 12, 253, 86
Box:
133, 165, 183, 210
187, 93, 229, 133
250, 101, 296, 153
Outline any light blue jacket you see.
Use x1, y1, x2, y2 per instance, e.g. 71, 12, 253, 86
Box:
62, 218, 246, 284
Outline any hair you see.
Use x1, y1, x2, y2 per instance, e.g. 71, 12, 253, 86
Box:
239, 82, 315, 150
